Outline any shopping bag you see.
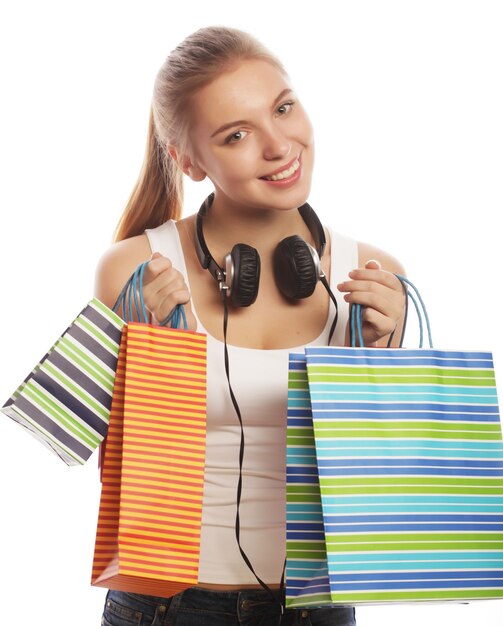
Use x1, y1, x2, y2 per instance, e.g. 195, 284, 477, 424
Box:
286, 350, 333, 607
286, 278, 503, 606
91, 320, 207, 596
1, 299, 124, 466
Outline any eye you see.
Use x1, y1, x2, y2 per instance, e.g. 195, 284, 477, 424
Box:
225, 130, 248, 144
276, 100, 295, 116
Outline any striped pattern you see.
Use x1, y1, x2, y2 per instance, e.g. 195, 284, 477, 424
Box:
286, 352, 332, 608
91, 323, 207, 597
2, 299, 124, 465
286, 346, 503, 606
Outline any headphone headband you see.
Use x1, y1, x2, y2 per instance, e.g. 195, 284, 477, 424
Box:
195, 194, 221, 280
195, 193, 326, 281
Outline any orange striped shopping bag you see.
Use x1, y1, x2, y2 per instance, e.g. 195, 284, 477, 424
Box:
91, 322, 207, 597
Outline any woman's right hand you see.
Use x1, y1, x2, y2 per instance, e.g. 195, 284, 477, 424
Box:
142, 252, 197, 330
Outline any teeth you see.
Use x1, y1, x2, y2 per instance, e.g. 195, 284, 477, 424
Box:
265, 159, 300, 181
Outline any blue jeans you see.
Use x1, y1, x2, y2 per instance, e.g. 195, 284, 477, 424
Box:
101, 588, 356, 626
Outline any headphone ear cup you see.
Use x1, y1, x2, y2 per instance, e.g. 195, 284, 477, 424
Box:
229, 243, 261, 307
273, 235, 320, 299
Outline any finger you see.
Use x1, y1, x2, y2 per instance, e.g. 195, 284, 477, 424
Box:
339, 270, 402, 292
343, 289, 404, 319
157, 287, 192, 315
364, 259, 382, 270
143, 271, 187, 308
361, 307, 398, 340
146, 278, 194, 325
340, 280, 388, 294
153, 288, 194, 327
143, 255, 173, 285
338, 279, 402, 300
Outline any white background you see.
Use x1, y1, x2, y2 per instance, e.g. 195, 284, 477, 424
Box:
1, 1, 502, 624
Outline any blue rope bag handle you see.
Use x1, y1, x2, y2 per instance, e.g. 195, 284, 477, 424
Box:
113, 273, 134, 321
350, 274, 432, 348
112, 261, 188, 330
159, 305, 187, 329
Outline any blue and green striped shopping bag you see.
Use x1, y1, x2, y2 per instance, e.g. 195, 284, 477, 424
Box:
286, 280, 503, 606
2, 299, 125, 466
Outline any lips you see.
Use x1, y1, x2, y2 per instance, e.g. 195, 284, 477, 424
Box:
261, 155, 301, 181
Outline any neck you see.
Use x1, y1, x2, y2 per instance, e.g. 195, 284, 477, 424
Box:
201, 194, 311, 259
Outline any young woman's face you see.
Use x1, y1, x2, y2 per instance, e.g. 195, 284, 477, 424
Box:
186, 59, 315, 214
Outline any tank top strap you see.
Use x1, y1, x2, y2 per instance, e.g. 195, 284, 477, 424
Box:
327, 227, 358, 286
325, 227, 358, 346
144, 220, 190, 281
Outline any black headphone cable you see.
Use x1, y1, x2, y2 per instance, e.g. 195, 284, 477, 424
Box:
220, 289, 286, 619
218, 273, 339, 622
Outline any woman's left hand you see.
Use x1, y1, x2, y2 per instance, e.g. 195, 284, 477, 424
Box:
337, 259, 406, 346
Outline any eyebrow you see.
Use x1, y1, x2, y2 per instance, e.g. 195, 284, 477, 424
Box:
210, 88, 294, 138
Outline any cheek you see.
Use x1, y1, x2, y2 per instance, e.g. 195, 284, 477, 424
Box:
301, 117, 315, 145
211, 147, 260, 182
295, 106, 314, 143
298, 117, 315, 169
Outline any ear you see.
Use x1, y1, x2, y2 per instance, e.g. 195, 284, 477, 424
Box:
167, 145, 206, 182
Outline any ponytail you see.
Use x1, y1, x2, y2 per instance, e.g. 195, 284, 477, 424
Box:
114, 108, 183, 242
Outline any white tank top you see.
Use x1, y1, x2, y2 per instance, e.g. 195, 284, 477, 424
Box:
145, 219, 358, 585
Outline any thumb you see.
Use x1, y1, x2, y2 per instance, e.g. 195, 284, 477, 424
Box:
365, 259, 382, 270
150, 252, 163, 261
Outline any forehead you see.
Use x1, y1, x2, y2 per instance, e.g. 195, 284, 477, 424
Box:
189, 59, 292, 131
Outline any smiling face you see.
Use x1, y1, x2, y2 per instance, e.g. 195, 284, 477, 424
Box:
181, 59, 315, 215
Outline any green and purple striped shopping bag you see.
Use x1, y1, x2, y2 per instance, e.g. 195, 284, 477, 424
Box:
2, 299, 124, 466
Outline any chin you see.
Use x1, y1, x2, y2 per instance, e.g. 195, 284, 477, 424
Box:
261, 175, 313, 209
262, 195, 312, 213
278, 179, 313, 209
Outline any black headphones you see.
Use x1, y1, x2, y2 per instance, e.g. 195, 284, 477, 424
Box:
195, 193, 327, 307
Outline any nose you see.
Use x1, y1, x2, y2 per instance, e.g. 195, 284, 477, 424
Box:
261, 124, 291, 161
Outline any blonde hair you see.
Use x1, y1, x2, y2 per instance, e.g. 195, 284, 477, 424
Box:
114, 26, 286, 242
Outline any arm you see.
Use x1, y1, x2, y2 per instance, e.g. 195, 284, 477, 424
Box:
337, 241, 406, 348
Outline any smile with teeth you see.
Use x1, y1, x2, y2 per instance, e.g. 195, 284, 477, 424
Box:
263, 159, 300, 181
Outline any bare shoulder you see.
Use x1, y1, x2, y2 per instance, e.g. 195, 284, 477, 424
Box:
94, 234, 152, 308
357, 241, 406, 275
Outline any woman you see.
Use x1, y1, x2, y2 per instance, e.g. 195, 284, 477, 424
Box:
96, 25, 405, 626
